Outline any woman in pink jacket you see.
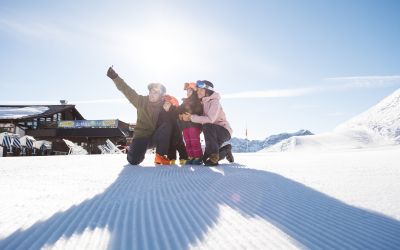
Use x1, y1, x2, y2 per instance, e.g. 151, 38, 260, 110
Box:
181, 80, 234, 166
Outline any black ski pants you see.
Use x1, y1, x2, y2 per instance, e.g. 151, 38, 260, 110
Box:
202, 123, 231, 161
168, 133, 188, 160
127, 122, 172, 165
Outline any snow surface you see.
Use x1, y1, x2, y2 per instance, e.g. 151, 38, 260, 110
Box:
266, 88, 400, 152
0, 106, 49, 119
1, 148, 400, 249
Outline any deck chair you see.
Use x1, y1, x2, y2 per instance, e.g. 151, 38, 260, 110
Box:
12, 135, 22, 149
63, 139, 88, 155
10, 135, 22, 156
20, 135, 35, 156
97, 145, 110, 154
33, 140, 52, 156
0, 132, 13, 155
106, 139, 123, 154
40, 142, 51, 155
103, 144, 113, 154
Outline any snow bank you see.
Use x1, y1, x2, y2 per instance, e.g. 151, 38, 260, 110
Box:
230, 130, 313, 153
264, 128, 394, 152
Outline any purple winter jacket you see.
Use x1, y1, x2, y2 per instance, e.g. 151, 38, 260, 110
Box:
190, 92, 233, 136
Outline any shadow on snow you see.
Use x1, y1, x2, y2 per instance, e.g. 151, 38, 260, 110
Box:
1, 164, 400, 249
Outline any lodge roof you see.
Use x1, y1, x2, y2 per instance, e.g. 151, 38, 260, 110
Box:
0, 105, 84, 121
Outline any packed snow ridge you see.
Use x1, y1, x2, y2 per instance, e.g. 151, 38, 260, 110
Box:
266, 88, 400, 152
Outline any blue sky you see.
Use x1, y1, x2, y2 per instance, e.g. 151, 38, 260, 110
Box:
1, 0, 399, 139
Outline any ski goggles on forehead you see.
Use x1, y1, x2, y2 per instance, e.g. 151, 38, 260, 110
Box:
196, 81, 214, 91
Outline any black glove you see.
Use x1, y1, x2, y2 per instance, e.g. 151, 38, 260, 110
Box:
107, 66, 119, 80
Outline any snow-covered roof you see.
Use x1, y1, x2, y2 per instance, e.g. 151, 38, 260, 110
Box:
0, 105, 84, 121
0, 106, 49, 119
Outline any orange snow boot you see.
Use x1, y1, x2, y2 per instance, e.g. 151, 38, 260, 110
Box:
155, 154, 171, 165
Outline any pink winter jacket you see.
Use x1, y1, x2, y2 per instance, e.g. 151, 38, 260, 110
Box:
190, 92, 233, 136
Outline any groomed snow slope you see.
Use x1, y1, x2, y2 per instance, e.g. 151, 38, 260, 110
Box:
1, 149, 400, 249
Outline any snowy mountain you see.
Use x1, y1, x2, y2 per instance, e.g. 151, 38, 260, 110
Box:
335, 88, 400, 143
229, 129, 313, 152
265, 88, 400, 152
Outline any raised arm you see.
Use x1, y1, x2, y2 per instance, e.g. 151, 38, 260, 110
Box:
107, 66, 143, 108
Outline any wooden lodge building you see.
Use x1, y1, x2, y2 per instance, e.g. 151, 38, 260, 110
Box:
0, 103, 134, 154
